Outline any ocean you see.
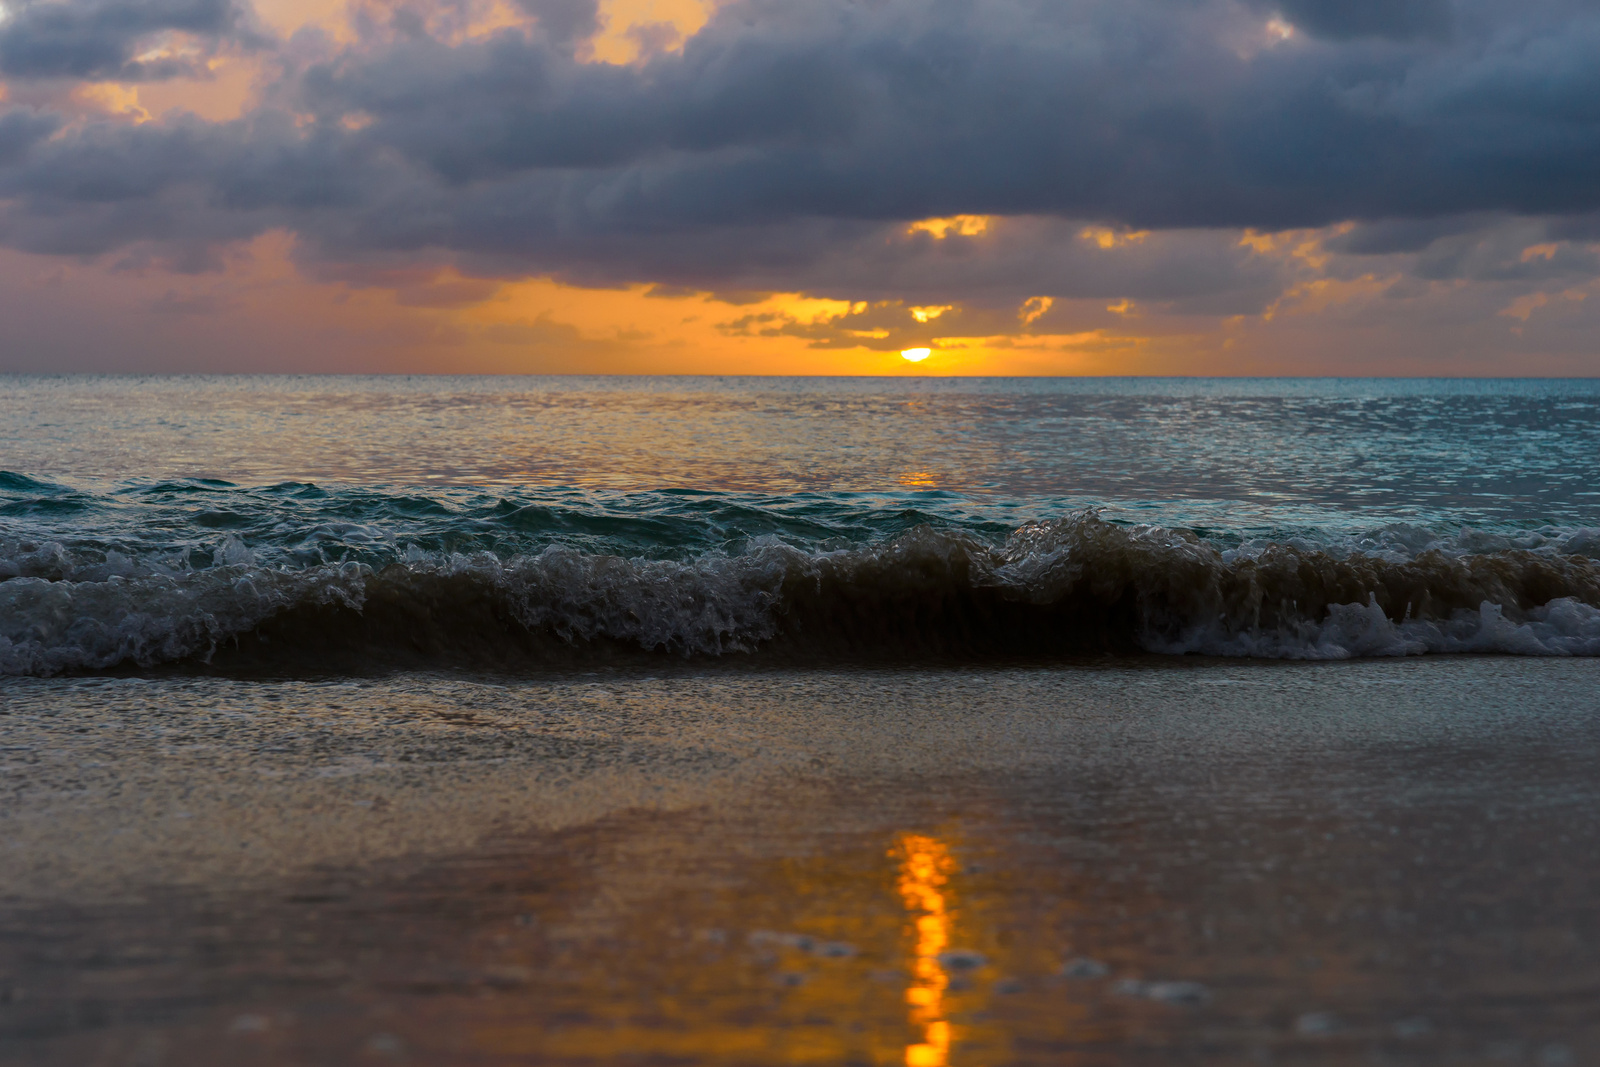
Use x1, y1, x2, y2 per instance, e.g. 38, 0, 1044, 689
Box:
4, 374, 1600, 674
3, 376, 1599, 1065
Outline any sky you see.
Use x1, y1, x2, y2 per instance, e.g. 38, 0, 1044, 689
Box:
1, 0, 1599, 375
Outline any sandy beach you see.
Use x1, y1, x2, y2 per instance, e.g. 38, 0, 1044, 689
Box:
3, 658, 1596, 1065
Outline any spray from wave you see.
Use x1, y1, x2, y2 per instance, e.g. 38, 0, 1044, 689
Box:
4, 512, 1600, 675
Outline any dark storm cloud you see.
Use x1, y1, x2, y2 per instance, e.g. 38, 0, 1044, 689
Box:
1410, 224, 1600, 282
270, 0, 1600, 231
1253, 0, 1455, 40
2, 0, 1600, 298
1326, 217, 1488, 256
0, 0, 258, 81
0, 108, 59, 164
512, 0, 599, 47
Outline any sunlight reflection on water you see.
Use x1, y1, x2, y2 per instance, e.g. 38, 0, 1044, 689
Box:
896, 834, 957, 1067
6, 375, 1600, 530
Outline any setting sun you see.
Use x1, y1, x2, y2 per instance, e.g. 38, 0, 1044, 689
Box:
902, 348, 932, 363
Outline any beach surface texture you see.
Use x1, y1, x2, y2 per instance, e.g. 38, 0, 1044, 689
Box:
2, 376, 1598, 1065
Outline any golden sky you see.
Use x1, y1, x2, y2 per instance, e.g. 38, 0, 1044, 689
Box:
3, 221, 1590, 377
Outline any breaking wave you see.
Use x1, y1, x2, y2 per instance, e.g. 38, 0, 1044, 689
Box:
4, 512, 1600, 675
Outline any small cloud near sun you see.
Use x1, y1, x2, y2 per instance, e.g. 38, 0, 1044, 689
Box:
907, 216, 992, 240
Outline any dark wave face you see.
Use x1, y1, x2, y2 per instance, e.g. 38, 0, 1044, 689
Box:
3, 489, 1599, 674
4, 377, 1600, 674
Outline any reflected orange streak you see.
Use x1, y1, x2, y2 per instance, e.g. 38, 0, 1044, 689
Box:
895, 834, 957, 1067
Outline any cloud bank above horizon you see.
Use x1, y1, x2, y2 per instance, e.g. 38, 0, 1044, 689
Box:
2, 0, 1600, 374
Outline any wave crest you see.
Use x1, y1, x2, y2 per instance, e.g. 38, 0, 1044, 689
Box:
4, 514, 1600, 675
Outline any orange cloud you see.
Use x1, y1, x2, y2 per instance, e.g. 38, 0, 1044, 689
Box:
587, 0, 714, 63
1499, 288, 1586, 323
71, 82, 151, 122
52, 0, 335, 126
1019, 296, 1053, 326
1260, 274, 1389, 321
1079, 226, 1148, 250
907, 215, 993, 239
113, 0, 713, 127
254, 0, 353, 38
1238, 224, 1350, 270
125, 59, 264, 122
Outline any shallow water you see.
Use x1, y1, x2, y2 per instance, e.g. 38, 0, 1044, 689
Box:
4, 376, 1600, 672
3, 661, 1597, 1065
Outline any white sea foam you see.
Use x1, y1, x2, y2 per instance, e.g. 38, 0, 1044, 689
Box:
1147, 596, 1600, 659
3, 515, 1599, 675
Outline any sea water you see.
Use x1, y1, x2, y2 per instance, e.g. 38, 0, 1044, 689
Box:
5, 377, 1600, 1064
3, 375, 1599, 673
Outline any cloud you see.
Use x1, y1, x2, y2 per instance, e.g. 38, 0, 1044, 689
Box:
2, 0, 1600, 319
512, 0, 598, 47
273, 0, 1600, 231
0, 107, 59, 164
0, 0, 260, 81
1326, 216, 1488, 255
1254, 0, 1454, 41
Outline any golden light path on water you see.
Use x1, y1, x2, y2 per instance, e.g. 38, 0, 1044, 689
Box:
896, 834, 959, 1067
458, 827, 987, 1064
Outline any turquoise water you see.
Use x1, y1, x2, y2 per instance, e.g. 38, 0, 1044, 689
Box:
3, 376, 1599, 672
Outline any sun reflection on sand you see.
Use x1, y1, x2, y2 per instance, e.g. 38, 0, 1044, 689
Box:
456, 818, 1026, 1064
895, 834, 959, 1067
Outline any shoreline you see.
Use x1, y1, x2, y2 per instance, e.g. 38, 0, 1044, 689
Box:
3, 658, 1598, 1063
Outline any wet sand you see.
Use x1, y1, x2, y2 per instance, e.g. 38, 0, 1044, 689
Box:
2, 659, 1598, 1065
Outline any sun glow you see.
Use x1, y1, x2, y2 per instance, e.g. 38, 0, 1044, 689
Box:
901, 347, 932, 363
